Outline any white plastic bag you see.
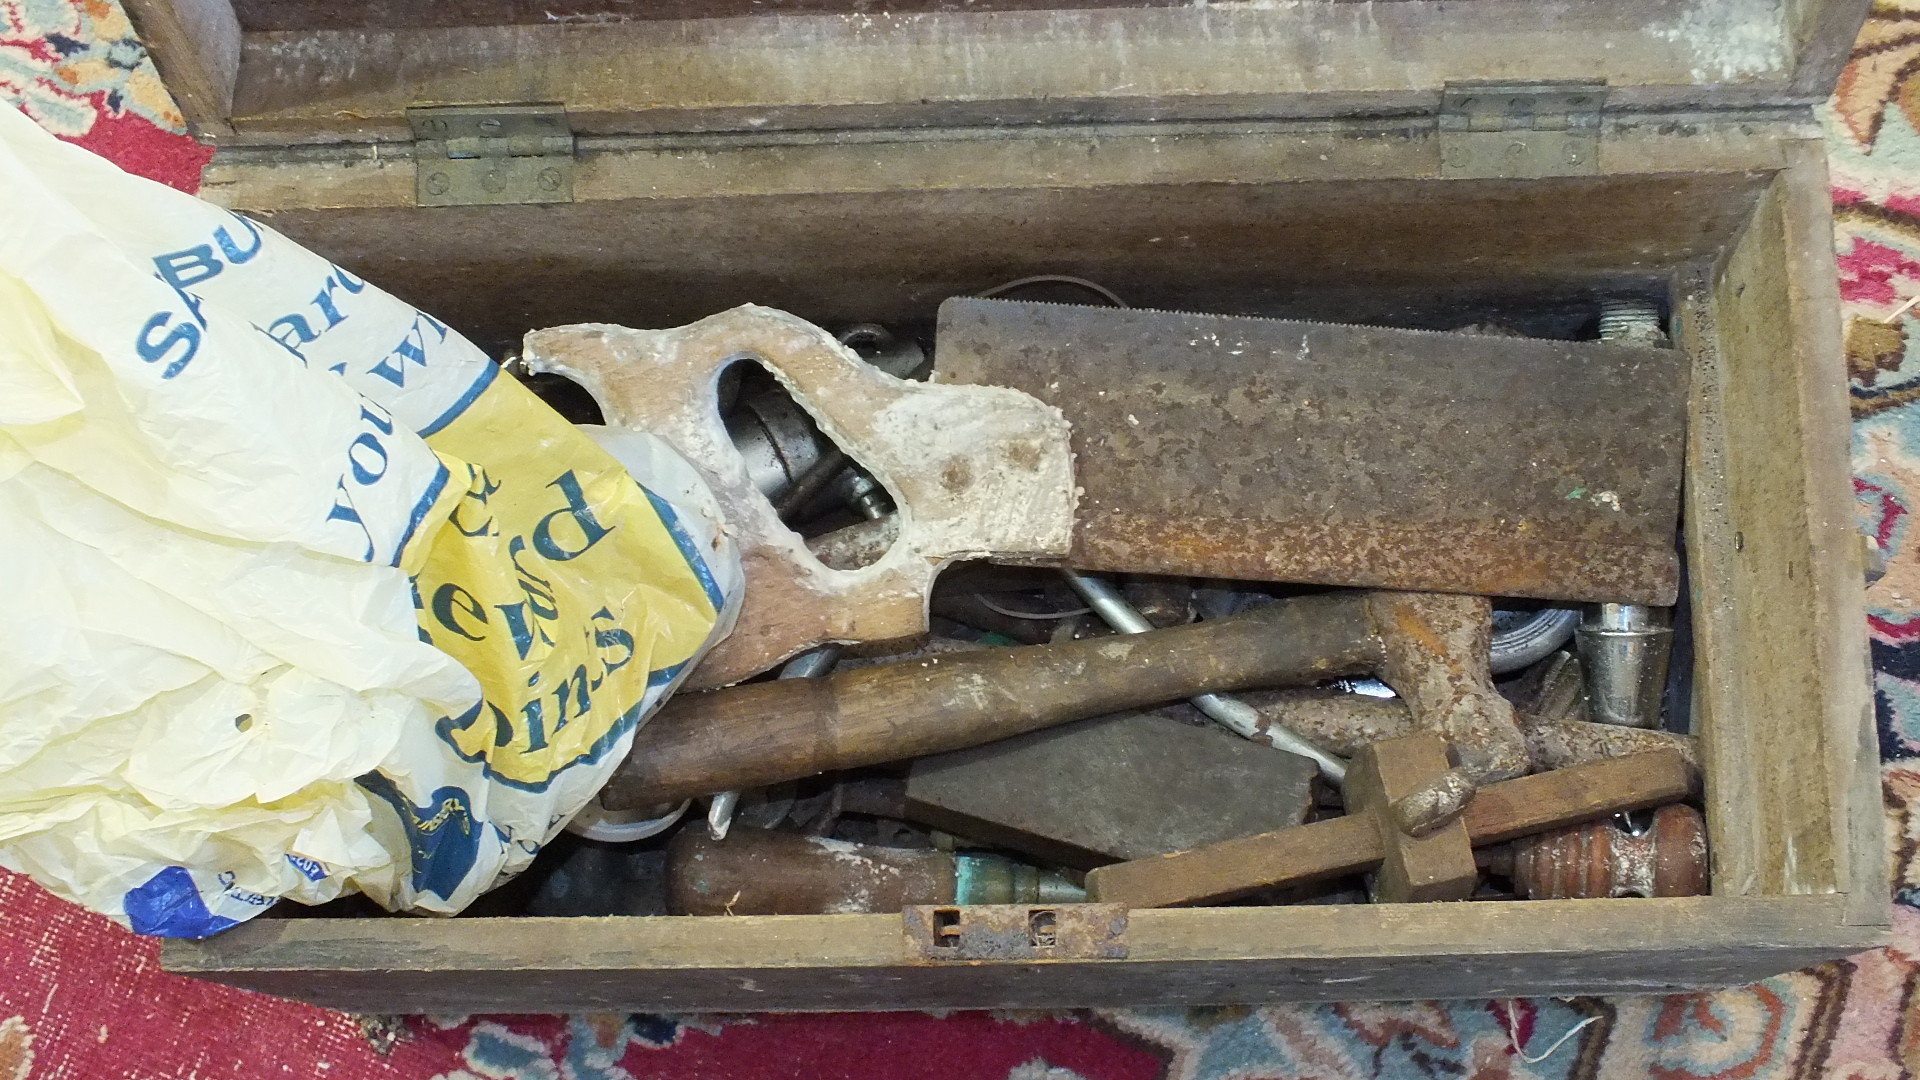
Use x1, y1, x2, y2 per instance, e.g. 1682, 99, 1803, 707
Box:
0, 104, 743, 934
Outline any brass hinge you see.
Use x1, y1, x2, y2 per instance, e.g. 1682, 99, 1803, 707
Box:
407, 104, 574, 207
1438, 82, 1605, 180
902, 904, 1128, 962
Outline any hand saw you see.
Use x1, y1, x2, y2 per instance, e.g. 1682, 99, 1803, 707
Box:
933, 298, 1686, 604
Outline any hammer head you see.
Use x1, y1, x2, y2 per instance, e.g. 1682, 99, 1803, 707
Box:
1366, 593, 1530, 782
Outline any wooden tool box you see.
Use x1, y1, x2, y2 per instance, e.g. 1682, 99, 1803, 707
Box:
132, 0, 1889, 1012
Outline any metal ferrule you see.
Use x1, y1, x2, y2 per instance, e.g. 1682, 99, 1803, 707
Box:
954, 853, 1085, 905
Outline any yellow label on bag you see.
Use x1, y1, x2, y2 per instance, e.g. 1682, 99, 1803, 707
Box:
411, 371, 723, 791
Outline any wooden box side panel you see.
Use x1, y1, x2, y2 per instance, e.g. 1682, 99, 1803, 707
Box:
201, 169, 1774, 360
1790, 0, 1876, 97
1687, 140, 1884, 919
162, 896, 1883, 1013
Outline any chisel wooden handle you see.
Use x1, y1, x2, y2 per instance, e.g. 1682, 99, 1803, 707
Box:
602, 591, 1378, 809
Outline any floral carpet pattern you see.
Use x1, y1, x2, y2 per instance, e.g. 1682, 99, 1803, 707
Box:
7, 1, 1920, 1077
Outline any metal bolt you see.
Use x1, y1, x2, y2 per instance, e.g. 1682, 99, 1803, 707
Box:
1443, 145, 1469, 167
1598, 298, 1664, 345
1564, 145, 1584, 165
1506, 140, 1527, 158
481, 169, 507, 193
478, 117, 502, 133
537, 166, 563, 191
424, 172, 451, 196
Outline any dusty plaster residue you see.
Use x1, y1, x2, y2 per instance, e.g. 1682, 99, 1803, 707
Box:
1611, 829, 1657, 898
523, 306, 1076, 689
1187, 0, 1312, 9
1648, 0, 1788, 83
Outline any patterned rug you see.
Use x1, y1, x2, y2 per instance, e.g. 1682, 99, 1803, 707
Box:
5, 2, 1920, 1077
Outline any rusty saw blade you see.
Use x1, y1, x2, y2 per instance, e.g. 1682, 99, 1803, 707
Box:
933, 298, 1686, 604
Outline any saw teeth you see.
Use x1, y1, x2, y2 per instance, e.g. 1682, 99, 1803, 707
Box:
942, 296, 1655, 349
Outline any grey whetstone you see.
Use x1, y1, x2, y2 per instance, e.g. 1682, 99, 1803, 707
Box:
905, 711, 1316, 869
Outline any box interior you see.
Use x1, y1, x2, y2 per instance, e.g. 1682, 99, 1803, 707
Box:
153, 127, 1889, 1009
245, 167, 1768, 917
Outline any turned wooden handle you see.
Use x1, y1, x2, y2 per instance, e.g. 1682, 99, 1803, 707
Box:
666, 828, 958, 916
602, 591, 1378, 809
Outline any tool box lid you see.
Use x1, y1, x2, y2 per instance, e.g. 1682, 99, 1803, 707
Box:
127, 0, 1870, 147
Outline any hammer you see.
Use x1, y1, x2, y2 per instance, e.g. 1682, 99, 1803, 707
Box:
1084, 740, 1693, 907
600, 589, 1529, 811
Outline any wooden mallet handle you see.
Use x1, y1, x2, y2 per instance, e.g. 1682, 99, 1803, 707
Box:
1084, 750, 1695, 908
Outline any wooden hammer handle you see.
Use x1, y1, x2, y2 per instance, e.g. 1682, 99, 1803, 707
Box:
602, 591, 1377, 809
1085, 749, 1695, 908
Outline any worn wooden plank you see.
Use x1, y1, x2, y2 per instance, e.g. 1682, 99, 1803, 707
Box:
229, 0, 1190, 31
200, 116, 1800, 215
1691, 143, 1884, 919
1085, 816, 1384, 910
160, 894, 1883, 1012
1788, 0, 1876, 98
1776, 140, 1888, 926
122, 0, 241, 137
1461, 752, 1696, 845
197, 171, 1769, 360
1678, 257, 1748, 896
216, 2, 1816, 144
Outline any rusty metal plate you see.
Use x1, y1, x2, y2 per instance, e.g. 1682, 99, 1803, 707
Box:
934, 298, 1687, 604
903, 904, 1129, 962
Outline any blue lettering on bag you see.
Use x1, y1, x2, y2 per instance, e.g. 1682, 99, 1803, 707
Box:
138, 213, 270, 378
450, 465, 500, 538
325, 479, 376, 562
285, 855, 328, 881
369, 312, 450, 387
347, 433, 388, 484
531, 471, 614, 561
213, 214, 263, 264
267, 271, 363, 368
150, 245, 216, 326
431, 582, 489, 641
135, 313, 200, 378
263, 314, 317, 359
